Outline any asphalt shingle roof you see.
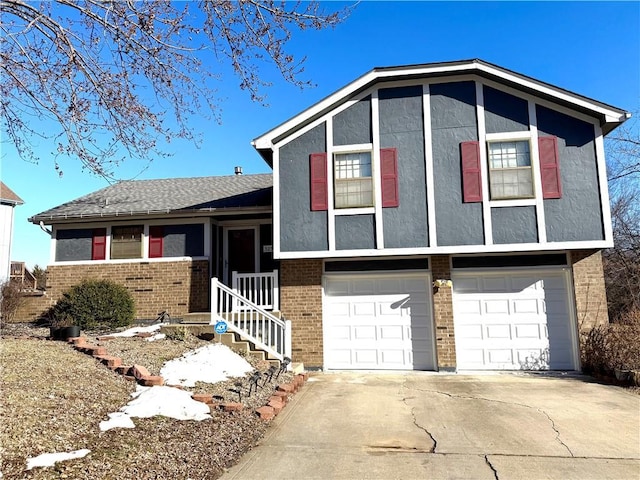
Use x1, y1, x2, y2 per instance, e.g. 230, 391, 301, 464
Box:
0, 182, 24, 205
29, 174, 272, 223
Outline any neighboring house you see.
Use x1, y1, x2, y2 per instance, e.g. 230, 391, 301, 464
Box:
0, 182, 24, 283
31, 59, 629, 373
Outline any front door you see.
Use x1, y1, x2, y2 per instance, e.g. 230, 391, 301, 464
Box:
224, 227, 257, 283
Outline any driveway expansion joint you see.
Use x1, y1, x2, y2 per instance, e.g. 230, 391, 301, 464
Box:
410, 386, 574, 457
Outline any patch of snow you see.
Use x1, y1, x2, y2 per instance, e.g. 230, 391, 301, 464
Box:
99, 412, 135, 431
145, 332, 166, 342
100, 386, 211, 432
160, 343, 253, 387
103, 324, 163, 338
26, 449, 91, 470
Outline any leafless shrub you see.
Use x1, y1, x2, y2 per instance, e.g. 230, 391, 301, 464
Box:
581, 308, 640, 375
0, 279, 26, 324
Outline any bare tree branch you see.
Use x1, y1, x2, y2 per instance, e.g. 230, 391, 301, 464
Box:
0, 0, 353, 179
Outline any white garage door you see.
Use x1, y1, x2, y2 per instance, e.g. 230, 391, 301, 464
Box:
324, 273, 435, 370
452, 269, 577, 371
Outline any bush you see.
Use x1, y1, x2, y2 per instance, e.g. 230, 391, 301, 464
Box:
581, 308, 640, 375
49, 279, 135, 330
1, 279, 26, 324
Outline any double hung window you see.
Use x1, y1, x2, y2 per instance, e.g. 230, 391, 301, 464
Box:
487, 140, 533, 199
333, 151, 373, 209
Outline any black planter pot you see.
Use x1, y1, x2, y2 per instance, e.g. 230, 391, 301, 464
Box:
50, 325, 81, 340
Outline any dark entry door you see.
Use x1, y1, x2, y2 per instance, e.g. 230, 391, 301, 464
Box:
227, 228, 256, 281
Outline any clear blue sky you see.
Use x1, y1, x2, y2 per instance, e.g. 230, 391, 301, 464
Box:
2, 1, 639, 269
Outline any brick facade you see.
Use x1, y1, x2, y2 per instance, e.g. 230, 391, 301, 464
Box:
431, 255, 456, 369
279, 259, 324, 369
570, 249, 609, 332
12, 259, 210, 322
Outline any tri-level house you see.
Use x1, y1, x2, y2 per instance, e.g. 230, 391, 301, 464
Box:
31, 59, 629, 372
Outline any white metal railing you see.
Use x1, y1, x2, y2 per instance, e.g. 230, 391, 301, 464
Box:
211, 277, 291, 362
232, 270, 279, 311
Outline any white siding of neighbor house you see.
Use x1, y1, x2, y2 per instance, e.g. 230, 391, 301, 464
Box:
0, 203, 16, 282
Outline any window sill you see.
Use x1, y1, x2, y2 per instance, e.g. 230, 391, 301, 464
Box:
488, 198, 537, 208
333, 207, 376, 216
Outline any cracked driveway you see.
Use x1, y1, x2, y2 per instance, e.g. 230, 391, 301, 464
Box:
222, 373, 640, 480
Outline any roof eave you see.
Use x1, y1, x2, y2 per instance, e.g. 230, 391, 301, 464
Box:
252, 59, 629, 152
30, 205, 273, 225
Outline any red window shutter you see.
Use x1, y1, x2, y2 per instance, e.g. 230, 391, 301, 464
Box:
92, 228, 106, 260
309, 153, 328, 211
380, 147, 399, 208
460, 141, 482, 203
149, 226, 164, 258
539, 136, 562, 199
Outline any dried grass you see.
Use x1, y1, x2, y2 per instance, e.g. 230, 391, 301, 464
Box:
0, 325, 274, 479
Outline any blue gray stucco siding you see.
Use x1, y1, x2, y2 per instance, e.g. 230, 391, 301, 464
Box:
333, 96, 372, 146
491, 206, 538, 244
279, 123, 329, 252
483, 85, 530, 133
430, 81, 484, 246
335, 215, 376, 250
379, 86, 429, 248
536, 105, 604, 242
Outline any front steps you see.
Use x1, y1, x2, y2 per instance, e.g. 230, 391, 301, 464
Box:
160, 323, 300, 371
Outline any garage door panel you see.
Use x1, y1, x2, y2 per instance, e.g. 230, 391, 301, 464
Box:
380, 350, 405, 365
353, 325, 376, 340
352, 279, 376, 295
457, 324, 483, 339
324, 274, 435, 370
512, 299, 540, 314
485, 299, 510, 314
514, 324, 542, 339
453, 270, 576, 371
379, 325, 404, 340
353, 302, 376, 316
486, 324, 512, 339
354, 350, 377, 365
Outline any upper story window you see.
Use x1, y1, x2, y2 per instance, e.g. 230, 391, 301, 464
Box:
334, 151, 373, 209
461, 135, 561, 204
487, 140, 533, 199
111, 225, 143, 259
309, 148, 399, 212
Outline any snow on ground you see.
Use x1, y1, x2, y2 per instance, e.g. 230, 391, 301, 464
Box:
26, 449, 91, 470
30, 326, 257, 471
102, 323, 164, 338
99, 386, 211, 431
99, 342, 253, 432
160, 343, 254, 387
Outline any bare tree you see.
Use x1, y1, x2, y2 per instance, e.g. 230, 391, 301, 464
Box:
604, 109, 640, 321
1, 0, 351, 179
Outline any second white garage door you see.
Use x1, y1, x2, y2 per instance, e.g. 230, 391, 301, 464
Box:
452, 269, 577, 371
323, 273, 436, 370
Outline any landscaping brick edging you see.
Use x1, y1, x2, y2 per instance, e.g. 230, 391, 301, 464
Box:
68, 336, 164, 386
65, 335, 310, 419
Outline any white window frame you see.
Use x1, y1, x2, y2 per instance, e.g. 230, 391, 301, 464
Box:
485, 131, 537, 207
332, 145, 375, 211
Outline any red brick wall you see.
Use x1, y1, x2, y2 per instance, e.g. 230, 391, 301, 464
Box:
431, 255, 456, 369
280, 259, 324, 368
11, 259, 210, 322
571, 249, 609, 331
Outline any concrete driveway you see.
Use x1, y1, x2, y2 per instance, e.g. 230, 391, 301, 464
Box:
222, 373, 640, 480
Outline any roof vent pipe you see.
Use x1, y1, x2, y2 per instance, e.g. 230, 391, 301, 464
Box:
234, 166, 243, 175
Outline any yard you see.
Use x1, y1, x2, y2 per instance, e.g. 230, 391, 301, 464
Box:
0, 324, 282, 479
